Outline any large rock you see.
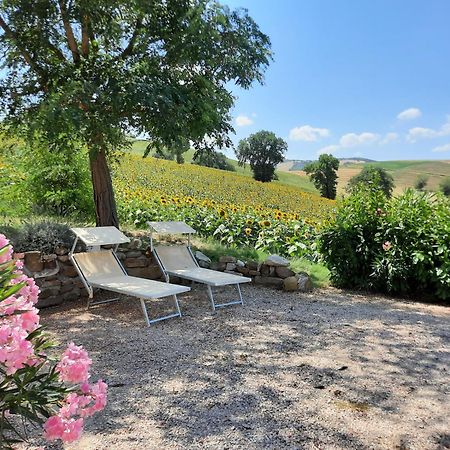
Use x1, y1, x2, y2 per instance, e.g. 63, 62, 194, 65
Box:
283, 274, 313, 292
195, 251, 211, 264
127, 265, 163, 280
124, 257, 148, 268
246, 260, 260, 271
254, 276, 284, 289
297, 274, 313, 292
219, 255, 237, 264
210, 262, 226, 271
283, 276, 299, 291
226, 262, 237, 271
128, 238, 142, 250
24, 251, 43, 272
276, 266, 295, 279
265, 254, 289, 267
195, 251, 211, 268
260, 264, 276, 277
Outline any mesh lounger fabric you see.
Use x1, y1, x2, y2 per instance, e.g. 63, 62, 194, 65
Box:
72, 251, 189, 299
154, 246, 251, 287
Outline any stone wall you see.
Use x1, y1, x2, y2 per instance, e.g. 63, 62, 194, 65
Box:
17, 239, 312, 309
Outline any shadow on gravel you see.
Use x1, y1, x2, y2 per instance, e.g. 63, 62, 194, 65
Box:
38, 285, 450, 450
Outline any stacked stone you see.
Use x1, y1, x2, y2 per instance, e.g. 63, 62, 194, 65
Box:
203, 253, 313, 292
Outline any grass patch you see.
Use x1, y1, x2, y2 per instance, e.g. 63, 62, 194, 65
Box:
192, 237, 268, 263
289, 257, 330, 288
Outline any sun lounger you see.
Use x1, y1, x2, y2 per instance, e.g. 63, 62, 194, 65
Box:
148, 221, 251, 310
69, 226, 190, 326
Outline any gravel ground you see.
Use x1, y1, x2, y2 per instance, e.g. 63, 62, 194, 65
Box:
26, 285, 450, 449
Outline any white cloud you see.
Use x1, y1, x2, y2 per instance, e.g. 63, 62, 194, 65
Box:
339, 132, 379, 148
397, 108, 422, 121
407, 115, 450, 142
317, 145, 340, 156
381, 132, 399, 144
235, 115, 253, 127
289, 125, 330, 142
432, 143, 450, 153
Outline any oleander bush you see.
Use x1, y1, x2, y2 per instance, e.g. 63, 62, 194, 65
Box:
319, 188, 450, 300
0, 234, 107, 447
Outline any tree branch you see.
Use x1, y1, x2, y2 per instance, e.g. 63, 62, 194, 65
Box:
119, 17, 143, 59
58, 0, 80, 64
81, 14, 90, 57
0, 14, 49, 91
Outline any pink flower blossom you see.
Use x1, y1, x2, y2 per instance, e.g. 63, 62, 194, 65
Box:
0, 235, 12, 264
382, 241, 392, 251
57, 343, 92, 384
80, 380, 108, 417
44, 415, 84, 443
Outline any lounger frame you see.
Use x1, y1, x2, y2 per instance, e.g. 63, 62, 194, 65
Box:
148, 221, 250, 310
69, 227, 188, 326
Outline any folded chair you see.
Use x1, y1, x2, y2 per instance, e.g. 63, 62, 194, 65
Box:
148, 221, 251, 311
69, 226, 190, 326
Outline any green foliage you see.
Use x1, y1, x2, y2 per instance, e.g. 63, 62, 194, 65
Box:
304, 154, 340, 199
22, 141, 94, 217
439, 176, 450, 196
236, 131, 287, 182
289, 257, 330, 288
11, 221, 75, 254
319, 187, 450, 300
347, 166, 395, 197
192, 150, 235, 171
0, 0, 272, 225
414, 174, 428, 191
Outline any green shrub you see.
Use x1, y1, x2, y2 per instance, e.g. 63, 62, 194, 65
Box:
319, 187, 450, 300
22, 141, 94, 218
440, 177, 450, 197
347, 166, 395, 198
12, 221, 75, 254
414, 174, 428, 191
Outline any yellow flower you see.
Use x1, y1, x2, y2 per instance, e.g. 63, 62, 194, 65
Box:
244, 228, 252, 236
246, 219, 253, 226
219, 209, 226, 217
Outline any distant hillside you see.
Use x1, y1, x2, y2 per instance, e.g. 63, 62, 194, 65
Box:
288, 159, 450, 194
279, 157, 376, 172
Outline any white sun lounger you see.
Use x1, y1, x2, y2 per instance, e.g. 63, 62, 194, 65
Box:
148, 221, 251, 310
69, 226, 190, 326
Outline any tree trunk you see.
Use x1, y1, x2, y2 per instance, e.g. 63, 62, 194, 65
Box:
89, 147, 119, 227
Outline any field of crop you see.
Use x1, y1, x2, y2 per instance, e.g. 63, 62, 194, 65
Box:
114, 155, 336, 257
286, 159, 450, 194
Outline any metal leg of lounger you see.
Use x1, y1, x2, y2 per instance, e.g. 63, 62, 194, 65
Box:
207, 284, 244, 310
140, 296, 182, 327
207, 285, 216, 311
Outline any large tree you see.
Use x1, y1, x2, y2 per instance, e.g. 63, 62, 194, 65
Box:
0, 0, 271, 226
236, 130, 287, 182
304, 153, 339, 199
347, 166, 395, 198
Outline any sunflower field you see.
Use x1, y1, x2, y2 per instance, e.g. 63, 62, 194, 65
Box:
114, 155, 337, 258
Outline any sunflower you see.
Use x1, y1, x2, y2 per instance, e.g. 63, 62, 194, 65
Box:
218, 209, 226, 217
244, 228, 252, 236
260, 220, 271, 227
246, 219, 253, 226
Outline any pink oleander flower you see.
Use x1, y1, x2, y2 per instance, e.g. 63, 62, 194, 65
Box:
44, 415, 84, 443
382, 241, 392, 251
0, 325, 35, 375
57, 343, 92, 384
0, 235, 13, 264
80, 380, 108, 417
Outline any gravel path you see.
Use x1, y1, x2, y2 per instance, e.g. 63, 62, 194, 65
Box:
32, 285, 450, 449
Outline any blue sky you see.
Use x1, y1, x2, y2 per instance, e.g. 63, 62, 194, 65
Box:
224, 0, 450, 161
